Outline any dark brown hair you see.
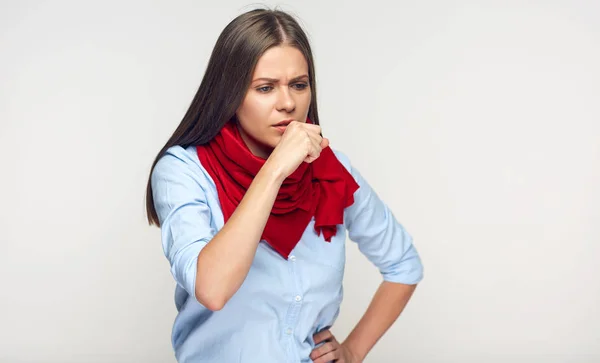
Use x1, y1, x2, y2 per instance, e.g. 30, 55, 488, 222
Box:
145, 8, 320, 226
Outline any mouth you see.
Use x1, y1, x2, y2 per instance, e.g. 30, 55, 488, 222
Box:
273, 119, 293, 127
272, 120, 292, 134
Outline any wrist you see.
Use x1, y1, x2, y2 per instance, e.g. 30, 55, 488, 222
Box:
341, 341, 364, 362
261, 159, 286, 185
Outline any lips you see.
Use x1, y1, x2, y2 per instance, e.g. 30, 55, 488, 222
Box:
273, 119, 293, 126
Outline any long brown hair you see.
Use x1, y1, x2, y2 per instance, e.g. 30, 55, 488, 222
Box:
145, 8, 321, 226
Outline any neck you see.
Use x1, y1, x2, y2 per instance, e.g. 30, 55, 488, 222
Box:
235, 122, 272, 160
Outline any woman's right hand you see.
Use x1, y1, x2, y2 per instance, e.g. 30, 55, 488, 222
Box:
265, 120, 330, 180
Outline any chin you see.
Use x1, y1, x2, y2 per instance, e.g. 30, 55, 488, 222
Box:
255, 136, 278, 153
266, 138, 280, 149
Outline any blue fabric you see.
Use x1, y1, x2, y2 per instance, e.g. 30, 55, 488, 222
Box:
151, 145, 424, 363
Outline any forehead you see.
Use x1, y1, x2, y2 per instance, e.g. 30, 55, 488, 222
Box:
252, 45, 308, 79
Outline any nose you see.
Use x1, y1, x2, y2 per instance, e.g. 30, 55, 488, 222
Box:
276, 87, 295, 113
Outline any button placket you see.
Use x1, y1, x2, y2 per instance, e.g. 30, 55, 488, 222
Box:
282, 251, 305, 340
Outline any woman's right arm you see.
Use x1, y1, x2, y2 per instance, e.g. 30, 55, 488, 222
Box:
193, 163, 285, 310
153, 121, 327, 311
197, 121, 327, 310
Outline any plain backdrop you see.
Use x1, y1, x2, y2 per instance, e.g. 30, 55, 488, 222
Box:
1, 1, 599, 362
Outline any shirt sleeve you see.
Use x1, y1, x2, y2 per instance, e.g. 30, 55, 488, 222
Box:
337, 151, 424, 285
151, 146, 216, 301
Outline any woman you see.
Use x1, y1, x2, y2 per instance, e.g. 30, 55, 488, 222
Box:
146, 8, 424, 363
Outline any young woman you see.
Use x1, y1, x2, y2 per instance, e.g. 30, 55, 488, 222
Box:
145, 8, 424, 363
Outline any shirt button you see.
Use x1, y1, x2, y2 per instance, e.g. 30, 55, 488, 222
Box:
295, 295, 302, 302
285, 328, 292, 335
289, 255, 296, 261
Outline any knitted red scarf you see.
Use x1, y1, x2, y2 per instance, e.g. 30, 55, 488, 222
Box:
196, 118, 359, 259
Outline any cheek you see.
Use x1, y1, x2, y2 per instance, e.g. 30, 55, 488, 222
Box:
300, 91, 312, 112
236, 96, 276, 143
238, 95, 271, 121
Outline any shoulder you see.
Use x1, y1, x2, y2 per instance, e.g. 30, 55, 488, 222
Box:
151, 145, 214, 194
152, 145, 208, 179
153, 145, 201, 173
151, 145, 217, 224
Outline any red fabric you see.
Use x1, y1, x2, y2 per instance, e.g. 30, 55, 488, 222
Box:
196, 118, 360, 259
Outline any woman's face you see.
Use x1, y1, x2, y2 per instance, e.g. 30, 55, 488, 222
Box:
235, 45, 312, 159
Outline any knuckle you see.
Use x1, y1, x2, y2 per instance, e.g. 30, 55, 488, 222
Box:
304, 136, 312, 147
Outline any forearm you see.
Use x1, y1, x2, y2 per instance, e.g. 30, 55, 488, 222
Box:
195, 161, 285, 310
342, 281, 418, 361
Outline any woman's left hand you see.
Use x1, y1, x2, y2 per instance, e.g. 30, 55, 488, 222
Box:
309, 329, 361, 363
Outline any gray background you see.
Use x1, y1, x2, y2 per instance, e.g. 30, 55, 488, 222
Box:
1, 0, 599, 362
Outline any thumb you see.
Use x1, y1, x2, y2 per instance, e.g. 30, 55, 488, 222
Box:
321, 137, 330, 149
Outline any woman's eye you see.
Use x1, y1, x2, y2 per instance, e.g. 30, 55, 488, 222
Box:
257, 86, 273, 93
257, 83, 307, 93
293, 83, 308, 90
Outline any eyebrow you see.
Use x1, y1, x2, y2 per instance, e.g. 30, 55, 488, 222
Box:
252, 74, 309, 83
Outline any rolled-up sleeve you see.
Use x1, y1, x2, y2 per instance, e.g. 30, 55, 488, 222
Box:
339, 153, 424, 285
151, 146, 216, 300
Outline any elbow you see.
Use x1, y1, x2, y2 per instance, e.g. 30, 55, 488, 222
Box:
193, 254, 227, 311
195, 289, 226, 311
194, 281, 228, 311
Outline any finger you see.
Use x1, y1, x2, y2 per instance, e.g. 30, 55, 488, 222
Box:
305, 133, 323, 150
313, 329, 333, 344
312, 350, 338, 363
303, 126, 326, 150
306, 130, 324, 153
309, 342, 336, 361
303, 135, 322, 163
305, 127, 321, 145
304, 145, 321, 164
304, 128, 325, 147
303, 126, 323, 140
320, 137, 329, 149
308, 134, 323, 155
301, 122, 322, 132
304, 154, 319, 164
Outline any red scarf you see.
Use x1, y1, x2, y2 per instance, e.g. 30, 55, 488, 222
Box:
196, 118, 359, 259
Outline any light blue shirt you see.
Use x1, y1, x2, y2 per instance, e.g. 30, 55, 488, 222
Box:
151, 145, 424, 363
